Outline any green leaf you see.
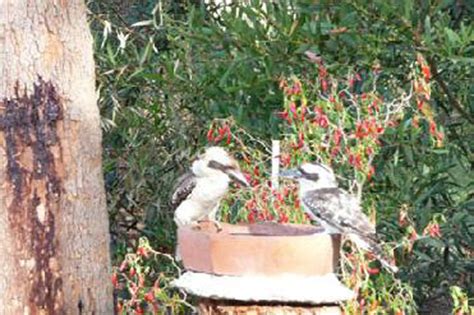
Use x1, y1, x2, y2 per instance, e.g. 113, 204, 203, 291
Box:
131, 20, 153, 27
106, 43, 116, 66
445, 27, 461, 44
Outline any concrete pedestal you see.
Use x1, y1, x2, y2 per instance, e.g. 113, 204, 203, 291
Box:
174, 223, 353, 314
173, 272, 352, 314
198, 299, 342, 315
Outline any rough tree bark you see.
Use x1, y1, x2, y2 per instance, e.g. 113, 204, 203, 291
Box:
0, 1, 113, 314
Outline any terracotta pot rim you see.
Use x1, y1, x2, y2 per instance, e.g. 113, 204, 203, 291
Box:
188, 222, 327, 237
178, 222, 341, 276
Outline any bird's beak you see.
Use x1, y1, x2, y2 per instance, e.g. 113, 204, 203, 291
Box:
279, 168, 302, 180
227, 169, 250, 187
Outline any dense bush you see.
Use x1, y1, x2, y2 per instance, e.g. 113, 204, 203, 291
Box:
88, 0, 473, 313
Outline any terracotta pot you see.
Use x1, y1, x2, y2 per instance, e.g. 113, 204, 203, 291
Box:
177, 222, 341, 277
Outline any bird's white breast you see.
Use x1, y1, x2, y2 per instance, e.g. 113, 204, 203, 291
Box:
174, 176, 230, 226
192, 176, 229, 203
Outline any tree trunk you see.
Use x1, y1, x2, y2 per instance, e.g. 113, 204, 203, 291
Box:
0, 1, 113, 314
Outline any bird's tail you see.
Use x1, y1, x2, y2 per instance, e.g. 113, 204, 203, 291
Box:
349, 234, 399, 273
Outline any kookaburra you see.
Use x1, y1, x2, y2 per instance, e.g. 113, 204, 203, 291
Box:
280, 162, 398, 273
171, 146, 249, 228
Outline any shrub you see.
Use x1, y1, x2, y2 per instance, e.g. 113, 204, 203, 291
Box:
89, 0, 473, 312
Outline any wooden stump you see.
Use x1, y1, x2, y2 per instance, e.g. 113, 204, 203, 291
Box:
198, 299, 342, 315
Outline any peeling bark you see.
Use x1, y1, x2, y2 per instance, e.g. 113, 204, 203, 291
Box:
0, 1, 113, 314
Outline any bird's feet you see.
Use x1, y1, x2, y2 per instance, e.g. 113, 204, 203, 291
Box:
196, 219, 223, 233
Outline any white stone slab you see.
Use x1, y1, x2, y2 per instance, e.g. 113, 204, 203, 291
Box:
172, 272, 355, 305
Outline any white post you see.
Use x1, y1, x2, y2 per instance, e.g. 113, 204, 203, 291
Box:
271, 140, 280, 190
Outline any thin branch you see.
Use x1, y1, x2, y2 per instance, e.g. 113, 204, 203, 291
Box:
426, 56, 474, 124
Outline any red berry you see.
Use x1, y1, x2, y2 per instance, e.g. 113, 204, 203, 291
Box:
349, 77, 355, 89
247, 211, 255, 223
423, 222, 442, 238
366, 147, 374, 156
300, 106, 306, 122
429, 120, 437, 135
298, 132, 305, 148
318, 115, 329, 128
422, 65, 431, 81
417, 99, 424, 110
144, 291, 155, 303
435, 131, 444, 142
206, 128, 214, 142
135, 306, 144, 315
116, 302, 123, 314
371, 100, 380, 112
279, 213, 289, 224
318, 63, 327, 78
367, 267, 380, 275
119, 260, 128, 272
218, 127, 225, 137
112, 273, 119, 288
253, 166, 260, 177
333, 129, 342, 145
137, 247, 148, 258
292, 82, 302, 95
294, 198, 300, 208
289, 102, 297, 118
367, 166, 375, 181
277, 111, 291, 123
321, 79, 328, 92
